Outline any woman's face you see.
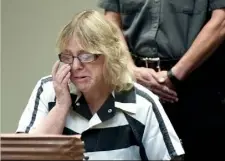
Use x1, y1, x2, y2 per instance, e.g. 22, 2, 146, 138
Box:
60, 38, 106, 93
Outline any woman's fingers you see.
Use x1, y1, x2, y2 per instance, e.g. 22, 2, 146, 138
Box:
52, 61, 69, 82
62, 72, 71, 85
56, 65, 71, 83
52, 61, 60, 79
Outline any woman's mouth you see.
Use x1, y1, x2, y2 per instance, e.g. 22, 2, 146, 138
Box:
73, 76, 88, 82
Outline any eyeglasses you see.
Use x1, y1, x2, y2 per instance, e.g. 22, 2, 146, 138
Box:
58, 52, 100, 64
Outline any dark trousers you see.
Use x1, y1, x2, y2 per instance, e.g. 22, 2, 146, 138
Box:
164, 66, 225, 160
133, 55, 225, 160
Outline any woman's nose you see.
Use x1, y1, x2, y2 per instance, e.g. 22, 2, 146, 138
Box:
71, 58, 83, 70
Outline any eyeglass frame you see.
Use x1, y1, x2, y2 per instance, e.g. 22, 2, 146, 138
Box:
58, 52, 101, 64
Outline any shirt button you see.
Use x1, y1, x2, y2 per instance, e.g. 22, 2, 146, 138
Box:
108, 109, 112, 113
76, 102, 80, 106
84, 156, 89, 160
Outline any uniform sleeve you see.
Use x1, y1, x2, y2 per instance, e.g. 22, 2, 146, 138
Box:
142, 98, 185, 160
16, 78, 50, 133
97, 0, 120, 13
209, 0, 225, 10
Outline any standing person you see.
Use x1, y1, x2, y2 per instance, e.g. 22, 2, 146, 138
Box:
98, 0, 225, 160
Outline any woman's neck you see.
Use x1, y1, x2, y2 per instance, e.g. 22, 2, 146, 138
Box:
83, 84, 113, 114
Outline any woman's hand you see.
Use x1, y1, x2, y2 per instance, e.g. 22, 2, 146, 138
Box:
52, 61, 72, 109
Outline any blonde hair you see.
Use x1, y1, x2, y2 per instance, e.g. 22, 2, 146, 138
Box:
56, 10, 135, 92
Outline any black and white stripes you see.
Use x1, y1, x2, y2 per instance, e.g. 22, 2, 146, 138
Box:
25, 77, 52, 133
16, 75, 184, 160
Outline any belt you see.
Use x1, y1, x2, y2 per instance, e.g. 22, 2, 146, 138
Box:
132, 55, 178, 71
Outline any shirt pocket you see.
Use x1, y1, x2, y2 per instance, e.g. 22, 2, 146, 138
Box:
119, 0, 144, 14
169, 0, 205, 14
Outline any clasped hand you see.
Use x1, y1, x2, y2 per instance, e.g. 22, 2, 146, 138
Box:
135, 67, 178, 103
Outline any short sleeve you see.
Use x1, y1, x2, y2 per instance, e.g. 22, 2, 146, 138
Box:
142, 97, 185, 160
209, 0, 225, 10
97, 0, 120, 13
16, 77, 53, 133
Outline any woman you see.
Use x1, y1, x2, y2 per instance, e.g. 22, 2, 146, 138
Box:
16, 10, 184, 160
